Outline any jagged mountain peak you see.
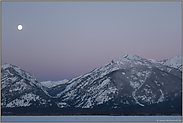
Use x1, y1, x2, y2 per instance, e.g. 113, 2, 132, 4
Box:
168, 55, 182, 63
2, 63, 13, 69
2, 63, 22, 69
1, 54, 182, 115
122, 54, 141, 59
173, 55, 181, 58
1, 63, 54, 109
158, 55, 182, 71
113, 54, 143, 62
109, 54, 153, 71
1, 63, 37, 83
53, 54, 181, 109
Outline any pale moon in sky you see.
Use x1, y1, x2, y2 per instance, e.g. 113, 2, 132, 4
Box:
18, 25, 23, 30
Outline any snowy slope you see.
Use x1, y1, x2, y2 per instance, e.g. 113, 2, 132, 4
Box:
158, 55, 182, 71
51, 54, 182, 109
40, 79, 68, 88
1, 54, 182, 115
1, 64, 54, 109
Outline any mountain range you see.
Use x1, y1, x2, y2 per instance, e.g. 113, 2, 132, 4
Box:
1, 54, 182, 115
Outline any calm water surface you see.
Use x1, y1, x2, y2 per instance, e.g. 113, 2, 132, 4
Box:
1, 116, 182, 122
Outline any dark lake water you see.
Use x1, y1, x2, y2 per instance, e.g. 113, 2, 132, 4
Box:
1, 116, 182, 122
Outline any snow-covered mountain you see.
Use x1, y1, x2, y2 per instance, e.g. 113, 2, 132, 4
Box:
51, 54, 181, 110
158, 55, 182, 71
1, 64, 57, 114
40, 79, 68, 88
1, 54, 182, 115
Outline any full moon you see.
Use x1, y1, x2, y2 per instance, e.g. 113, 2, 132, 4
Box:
18, 25, 23, 30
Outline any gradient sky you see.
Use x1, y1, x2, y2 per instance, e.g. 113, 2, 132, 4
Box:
1, 1, 182, 81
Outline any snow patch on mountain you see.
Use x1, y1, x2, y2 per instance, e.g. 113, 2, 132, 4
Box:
148, 59, 157, 63
56, 102, 70, 108
159, 55, 182, 71
9, 81, 28, 92
5, 93, 43, 108
41, 79, 68, 88
157, 89, 164, 103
